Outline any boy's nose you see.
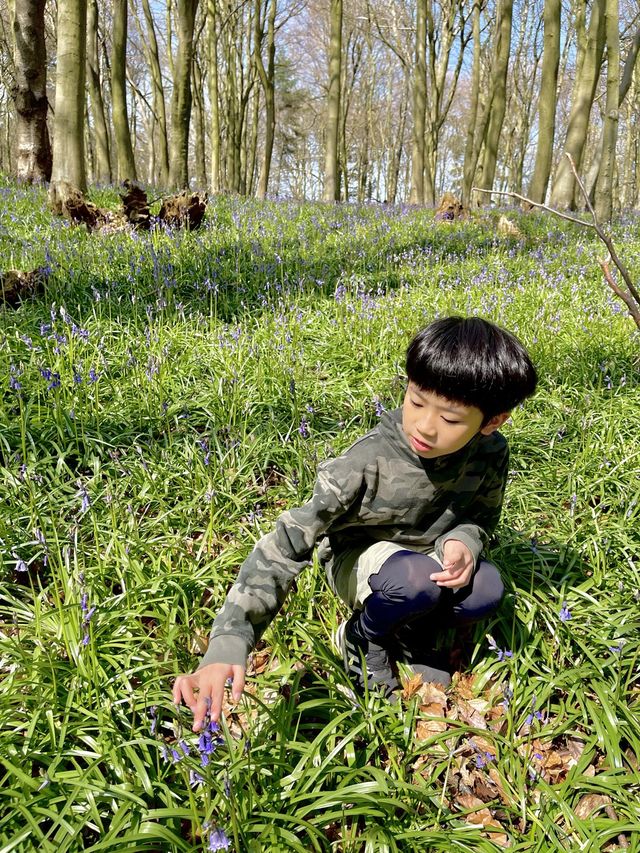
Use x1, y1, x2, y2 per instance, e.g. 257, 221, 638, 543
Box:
417, 412, 437, 438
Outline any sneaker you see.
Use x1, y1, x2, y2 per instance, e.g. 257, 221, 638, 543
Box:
334, 612, 399, 697
394, 634, 451, 688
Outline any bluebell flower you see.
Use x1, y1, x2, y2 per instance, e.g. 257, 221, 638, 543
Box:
79, 487, 91, 513
14, 555, 28, 573
149, 706, 158, 735
559, 602, 571, 622
9, 374, 21, 391
208, 828, 230, 851
299, 416, 309, 438
189, 769, 205, 788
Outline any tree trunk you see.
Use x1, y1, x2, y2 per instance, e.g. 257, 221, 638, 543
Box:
10, 0, 52, 182
86, 0, 111, 183
141, 0, 169, 186
388, 75, 408, 204
207, 0, 220, 193
461, 0, 481, 205
528, 0, 560, 203
254, 0, 277, 199
478, 0, 513, 197
594, 0, 619, 221
192, 55, 207, 187
111, 0, 137, 181
550, 0, 605, 209
49, 0, 87, 197
410, 0, 427, 204
585, 22, 640, 202
169, 0, 200, 189
323, 0, 342, 202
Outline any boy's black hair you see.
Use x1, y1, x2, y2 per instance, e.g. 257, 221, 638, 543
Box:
406, 316, 537, 420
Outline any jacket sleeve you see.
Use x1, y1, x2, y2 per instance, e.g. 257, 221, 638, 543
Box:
198, 452, 366, 668
434, 443, 509, 569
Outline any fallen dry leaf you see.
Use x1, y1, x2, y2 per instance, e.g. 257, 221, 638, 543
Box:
574, 793, 612, 819
456, 793, 499, 828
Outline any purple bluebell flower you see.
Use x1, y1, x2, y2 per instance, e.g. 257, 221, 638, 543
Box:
79, 487, 91, 513
374, 398, 385, 417
14, 555, 28, 573
559, 603, 571, 622
88, 368, 98, 383
487, 635, 513, 661
299, 416, 309, 438
208, 828, 231, 851
525, 696, 545, 726
189, 769, 205, 788
149, 706, 158, 735
9, 374, 21, 391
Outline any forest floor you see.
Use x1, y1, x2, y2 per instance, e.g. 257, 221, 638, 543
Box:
1, 181, 639, 851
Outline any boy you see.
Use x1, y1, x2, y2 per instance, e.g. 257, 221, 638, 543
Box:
173, 317, 537, 730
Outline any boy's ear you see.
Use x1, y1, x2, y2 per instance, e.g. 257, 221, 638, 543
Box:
479, 412, 510, 435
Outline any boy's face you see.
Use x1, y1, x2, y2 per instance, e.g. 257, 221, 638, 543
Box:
401, 384, 509, 459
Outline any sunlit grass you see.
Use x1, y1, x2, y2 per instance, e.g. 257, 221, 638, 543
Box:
1, 186, 639, 850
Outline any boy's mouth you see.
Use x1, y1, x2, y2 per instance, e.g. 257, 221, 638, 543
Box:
410, 435, 433, 452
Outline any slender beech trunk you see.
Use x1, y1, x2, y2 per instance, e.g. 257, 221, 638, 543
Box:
49, 0, 87, 198
87, 0, 111, 183
528, 0, 560, 203
388, 78, 408, 204
169, 0, 200, 189
410, 0, 427, 204
586, 23, 640, 201
141, 0, 169, 186
461, 0, 481, 205
254, 0, 276, 198
550, 0, 605, 209
111, 0, 137, 181
207, 0, 220, 192
10, 0, 52, 182
192, 56, 207, 187
478, 0, 513, 197
323, 0, 342, 202
594, 0, 619, 220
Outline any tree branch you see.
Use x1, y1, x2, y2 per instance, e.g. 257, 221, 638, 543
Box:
473, 150, 640, 331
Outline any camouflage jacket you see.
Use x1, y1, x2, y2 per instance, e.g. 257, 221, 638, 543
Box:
200, 408, 509, 667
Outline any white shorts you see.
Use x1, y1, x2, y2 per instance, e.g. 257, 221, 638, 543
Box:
326, 541, 443, 610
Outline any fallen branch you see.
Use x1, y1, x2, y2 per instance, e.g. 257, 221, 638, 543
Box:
472, 153, 640, 331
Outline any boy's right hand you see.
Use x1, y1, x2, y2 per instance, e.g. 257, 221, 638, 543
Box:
172, 663, 245, 731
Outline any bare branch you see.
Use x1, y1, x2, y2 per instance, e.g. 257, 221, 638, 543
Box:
473, 149, 640, 331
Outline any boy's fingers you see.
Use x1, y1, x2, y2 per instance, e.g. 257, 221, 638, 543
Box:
231, 665, 246, 702
172, 675, 196, 707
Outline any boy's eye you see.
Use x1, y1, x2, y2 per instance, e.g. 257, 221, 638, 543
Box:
411, 399, 423, 408
442, 418, 460, 424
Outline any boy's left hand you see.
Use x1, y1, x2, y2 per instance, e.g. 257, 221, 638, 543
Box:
431, 540, 474, 588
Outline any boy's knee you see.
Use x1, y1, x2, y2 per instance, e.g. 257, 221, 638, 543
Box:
369, 551, 443, 607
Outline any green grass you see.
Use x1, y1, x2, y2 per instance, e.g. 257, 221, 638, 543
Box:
1, 182, 639, 851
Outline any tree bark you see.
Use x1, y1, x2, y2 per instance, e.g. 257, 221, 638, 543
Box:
461, 0, 481, 205
169, 0, 200, 189
594, 0, 619, 220
111, 0, 137, 181
254, 0, 277, 198
10, 0, 52, 182
141, 0, 169, 186
323, 0, 342, 202
192, 54, 207, 187
49, 0, 87, 197
478, 0, 513, 197
410, 0, 427, 204
207, 0, 221, 193
528, 0, 560, 203
550, 0, 605, 209
585, 22, 640, 202
86, 0, 111, 183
